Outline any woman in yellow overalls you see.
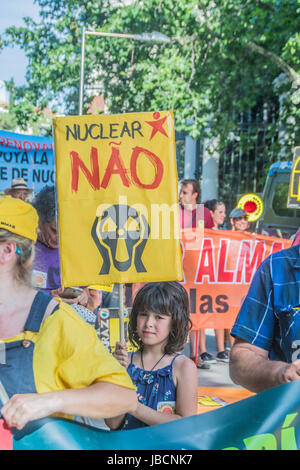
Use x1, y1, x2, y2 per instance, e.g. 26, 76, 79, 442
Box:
0, 196, 137, 430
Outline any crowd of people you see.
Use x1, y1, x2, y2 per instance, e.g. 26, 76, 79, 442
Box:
1, 175, 300, 435
178, 178, 253, 368
178, 177, 300, 402
0, 178, 199, 432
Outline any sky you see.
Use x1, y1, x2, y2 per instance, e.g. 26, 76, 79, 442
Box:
0, 1, 40, 89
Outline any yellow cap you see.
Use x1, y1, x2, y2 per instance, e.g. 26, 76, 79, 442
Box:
0, 196, 39, 242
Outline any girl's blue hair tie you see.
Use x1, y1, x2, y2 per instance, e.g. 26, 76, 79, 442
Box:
16, 247, 22, 255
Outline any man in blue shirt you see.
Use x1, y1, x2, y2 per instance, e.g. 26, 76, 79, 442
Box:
230, 243, 300, 393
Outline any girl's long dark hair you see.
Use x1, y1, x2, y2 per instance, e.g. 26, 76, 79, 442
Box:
128, 281, 192, 355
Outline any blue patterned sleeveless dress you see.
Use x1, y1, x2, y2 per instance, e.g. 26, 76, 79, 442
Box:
122, 352, 180, 430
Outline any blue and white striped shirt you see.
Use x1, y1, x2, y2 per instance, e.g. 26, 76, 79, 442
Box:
231, 244, 300, 362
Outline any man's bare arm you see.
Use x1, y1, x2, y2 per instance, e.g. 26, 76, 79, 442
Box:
230, 337, 300, 393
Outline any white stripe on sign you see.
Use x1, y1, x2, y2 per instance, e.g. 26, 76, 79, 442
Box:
0, 381, 9, 405
0, 342, 5, 365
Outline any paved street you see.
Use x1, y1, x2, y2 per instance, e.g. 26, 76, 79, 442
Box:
184, 329, 239, 389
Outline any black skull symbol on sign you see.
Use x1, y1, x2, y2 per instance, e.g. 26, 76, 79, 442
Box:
91, 204, 150, 275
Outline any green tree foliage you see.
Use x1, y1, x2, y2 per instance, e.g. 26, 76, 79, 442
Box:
0, 109, 18, 131
1, 0, 299, 148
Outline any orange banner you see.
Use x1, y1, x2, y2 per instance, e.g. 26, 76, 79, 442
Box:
181, 228, 291, 329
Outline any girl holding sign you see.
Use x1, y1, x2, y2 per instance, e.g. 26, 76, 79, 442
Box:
105, 282, 198, 430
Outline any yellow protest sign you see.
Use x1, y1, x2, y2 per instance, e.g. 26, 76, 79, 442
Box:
288, 146, 300, 207
96, 308, 135, 353
53, 111, 182, 286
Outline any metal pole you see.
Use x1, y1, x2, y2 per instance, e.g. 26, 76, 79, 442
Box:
118, 283, 125, 344
85, 30, 136, 40
79, 26, 86, 115
0, 380, 9, 405
79, 29, 170, 114
78, 28, 170, 343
